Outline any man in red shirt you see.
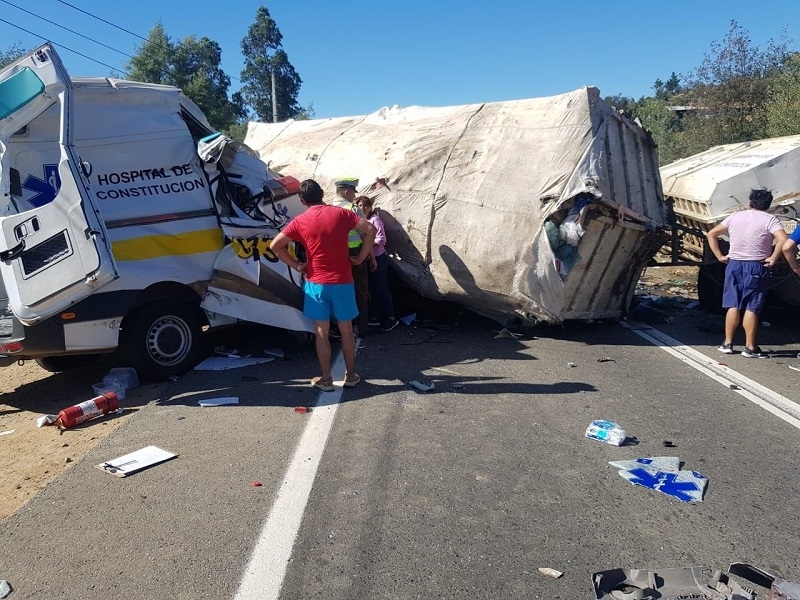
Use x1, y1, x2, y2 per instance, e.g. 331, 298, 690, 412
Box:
271, 179, 376, 391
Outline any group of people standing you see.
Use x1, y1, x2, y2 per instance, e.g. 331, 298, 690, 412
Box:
271, 178, 397, 391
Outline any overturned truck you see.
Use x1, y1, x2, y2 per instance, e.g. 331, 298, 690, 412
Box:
246, 88, 669, 325
661, 135, 800, 312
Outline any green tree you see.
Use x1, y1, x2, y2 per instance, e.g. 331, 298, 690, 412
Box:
766, 52, 800, 137
681, 20, 789, 154
653, 72, 682, 100
170, 36, 244, 132
635, 97, 688, 165
0, 42, 28, 70
240, 6, 303, 122
126, 23, 172, 85
126, 25, 243, 134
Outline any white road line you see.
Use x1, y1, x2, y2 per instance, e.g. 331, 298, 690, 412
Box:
623, 321, 800, 429
234, 351, 346, 600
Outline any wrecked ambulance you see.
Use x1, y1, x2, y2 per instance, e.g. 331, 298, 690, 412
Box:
0, 44, 312, 378
245, 88, 669, 325
660, 135, 800, 312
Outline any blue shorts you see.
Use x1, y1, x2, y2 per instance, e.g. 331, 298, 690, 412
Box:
303, 281, 358, 322
722, 260, 769, 313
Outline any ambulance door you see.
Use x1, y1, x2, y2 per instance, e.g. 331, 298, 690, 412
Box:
0, 45, 117, 325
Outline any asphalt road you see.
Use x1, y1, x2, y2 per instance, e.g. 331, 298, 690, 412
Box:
1, 302, 799, 600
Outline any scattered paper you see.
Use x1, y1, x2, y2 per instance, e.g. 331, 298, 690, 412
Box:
96, 445, 177, 477
609, 456, 681, 472
194, 356, 274, 371
495, 328, 522, 339
198, 396, 239, 407
0, 429, 14, 436
613, 456, 707, 502
399, 313, 416, 326
538, 568, 563, 579
408, 380, 435, 392
36, 415, 57, 427
0, 579, 11, 599
430, 366, 462, 375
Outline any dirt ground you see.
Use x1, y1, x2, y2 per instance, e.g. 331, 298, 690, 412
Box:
0, 265, 699, 522
0, 357, 160, 520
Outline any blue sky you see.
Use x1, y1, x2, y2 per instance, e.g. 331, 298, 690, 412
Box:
1, 0, 798, 120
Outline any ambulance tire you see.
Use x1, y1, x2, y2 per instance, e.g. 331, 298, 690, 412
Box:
122, 301, 203, 381
34, 354, 99, 373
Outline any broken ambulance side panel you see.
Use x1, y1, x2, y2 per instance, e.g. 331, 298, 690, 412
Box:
245, 88, 667, 324
0, 45, 117, 324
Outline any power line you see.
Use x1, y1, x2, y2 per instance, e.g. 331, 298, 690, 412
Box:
0, 0, 134, 60
55, 0, 148, 43
0, 17, 127, 75
53, 0, 242, 84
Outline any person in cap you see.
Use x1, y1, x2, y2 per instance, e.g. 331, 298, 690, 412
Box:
271, 179, 376, 391
331, 177, 371, 348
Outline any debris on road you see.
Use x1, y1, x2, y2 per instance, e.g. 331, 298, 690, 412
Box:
36, 415, 57, 427
408, 380, 435, 392
0, 579, 11, 599
495, 328, 522, 339
568, 362, 577, 368
194, 356, 275, 370
0, 430, 14, 436
430, 366, 462, 376
597, 357, 615, 363
538, 567, 563, 579
197, 397, 239, 407
96, 445, 177, 478
399, 313, 417, 326
55, 392, 120, 429
585, 420, 627, 446
611, 456, 708, 503
592, 565, 754, 599
294, 406, 311, 413
253, 481, 263, 487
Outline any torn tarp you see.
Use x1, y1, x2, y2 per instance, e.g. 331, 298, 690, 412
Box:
245, 88, 668, 325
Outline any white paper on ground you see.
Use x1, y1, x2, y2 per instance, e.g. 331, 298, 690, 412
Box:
198, 396, 239, 407
0, 429, 15, 436
609, 456, 681, 472
194, 356, 275, 370
96, 445, 177, 477
409, 380, 435, 392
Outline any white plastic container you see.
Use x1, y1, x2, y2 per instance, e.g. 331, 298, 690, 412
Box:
102, 367, 139, 391
585, 419, 627, 446
92, 381, 126, 401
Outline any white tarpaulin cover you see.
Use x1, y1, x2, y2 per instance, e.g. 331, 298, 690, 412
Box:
246, 88, 668, 324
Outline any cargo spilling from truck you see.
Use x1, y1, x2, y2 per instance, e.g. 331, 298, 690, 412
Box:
245, 88, 669, 325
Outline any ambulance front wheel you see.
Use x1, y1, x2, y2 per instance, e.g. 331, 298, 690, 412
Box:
122, 301, 203, 381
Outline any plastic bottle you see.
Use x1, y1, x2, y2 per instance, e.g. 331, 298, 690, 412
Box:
585, 419, 627, 446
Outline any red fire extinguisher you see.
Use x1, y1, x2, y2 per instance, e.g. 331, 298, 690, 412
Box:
56, 392, 119, 429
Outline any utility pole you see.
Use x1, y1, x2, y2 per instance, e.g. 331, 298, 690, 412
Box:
271, 68, 277, 123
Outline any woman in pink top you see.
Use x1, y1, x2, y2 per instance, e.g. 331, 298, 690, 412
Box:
357, 196, 398, 331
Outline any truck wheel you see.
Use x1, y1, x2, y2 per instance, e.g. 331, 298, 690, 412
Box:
122, 301, 203, 381
697, 264, 725, 314
35, 354, 100, 373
